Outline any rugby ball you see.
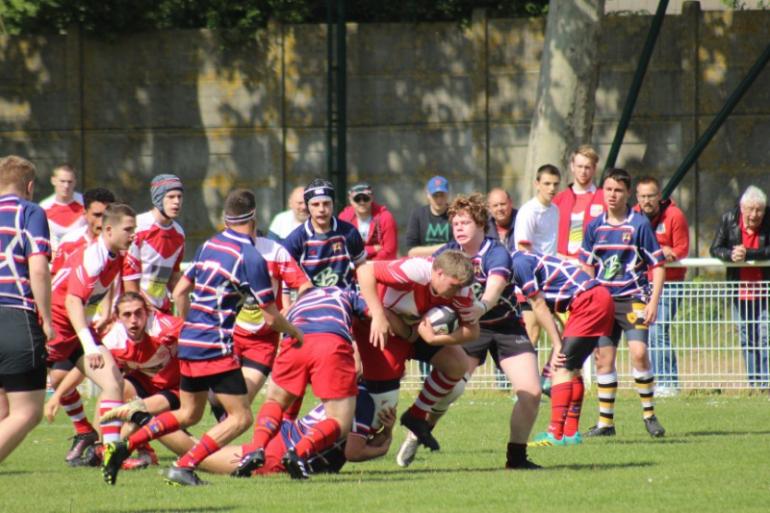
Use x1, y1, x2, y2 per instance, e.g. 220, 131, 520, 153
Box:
424, 306, 459, 335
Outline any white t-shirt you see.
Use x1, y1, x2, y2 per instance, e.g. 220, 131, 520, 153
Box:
268, 209, 303, 239
513, 197, 559, 255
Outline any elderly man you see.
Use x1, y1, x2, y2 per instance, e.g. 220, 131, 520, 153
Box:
268, 186, 308, 241
711, 186, 770, 388
486, 188, 518, 252
634, 177, 689, 394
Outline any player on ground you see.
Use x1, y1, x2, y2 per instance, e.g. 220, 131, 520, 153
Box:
396, 194, 542, 470
579, 168, 666, 438
282, 179, 366, 289
51, 187, 116, 276
510, 250, 614, 447
102, 189, 303, 487
123, 174, 185, 313
48, 203, 137, 462
234, 286, 368, 479
0, 156, 54, 464
356, 251, 479, 452
39, 164, 86, 251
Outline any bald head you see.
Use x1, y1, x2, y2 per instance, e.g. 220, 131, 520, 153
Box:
289, 186, 308, 222
487, 188, 513, 227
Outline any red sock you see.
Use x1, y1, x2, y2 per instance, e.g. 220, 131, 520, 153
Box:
250, 400, 283, 450
177, 434, 221, 470
563, 375, 585, 437
59, 389, 95, 434
408, 369, 461, 420
127, 411, 180, 451
283, 397, 303, 421
547, 382, 572, 439
293, 418, 341, 459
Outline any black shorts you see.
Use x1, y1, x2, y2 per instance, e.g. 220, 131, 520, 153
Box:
241, 357, 272, 377
0, 307, 47, 376
180, 368, 247, 395
0, 365, 47, 392
48, 346, 83, 370
125, 375, 181, 411
562, 336, 600, 371
410, 339, 443, 364
598, 299, 649, 347
463, 327, 535, 366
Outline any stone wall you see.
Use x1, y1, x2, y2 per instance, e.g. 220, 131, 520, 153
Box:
1, 2, 769, 254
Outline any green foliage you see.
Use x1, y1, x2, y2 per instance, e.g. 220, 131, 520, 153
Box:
0, 0, 549, 36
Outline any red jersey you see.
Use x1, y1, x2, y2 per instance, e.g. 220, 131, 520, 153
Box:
51, 224, 94, 277
123, 211, 185, 311
234, 236, 310, 335
102, 311, 183, 392
373, 257, 476, 325
51, 237, 124, 337
633, 199, 690, 282
39, 192, 86, 251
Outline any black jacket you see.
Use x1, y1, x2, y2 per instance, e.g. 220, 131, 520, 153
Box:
710, 206, 770, 281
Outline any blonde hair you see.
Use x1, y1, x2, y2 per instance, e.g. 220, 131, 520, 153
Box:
0, 155, 36, 191
571, 145, 599, 166
432, 250, 474, 287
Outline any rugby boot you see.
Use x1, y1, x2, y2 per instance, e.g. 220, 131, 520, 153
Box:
231, 448, 265, 478
584, 424, 616, 437
644, 415, 666, 438
165, 466, 208, 486
400, 411, 439, 451
65, 430, 99, 466
102, 441, 131, 485
395, 430, 420, 467
282, 448, 309, 480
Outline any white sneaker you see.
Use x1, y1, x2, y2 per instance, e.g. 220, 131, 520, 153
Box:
396, 430, 420, 467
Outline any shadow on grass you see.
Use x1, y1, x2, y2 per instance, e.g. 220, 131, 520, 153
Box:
0, 470, 31, 476
684, 430, 770, 437
602, 438, 692, 445
93, 508, 235, 513
547, 461, 655, 471
340, 461, 655, 477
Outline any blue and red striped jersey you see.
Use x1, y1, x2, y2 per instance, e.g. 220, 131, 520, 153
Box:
282, 218, 366, 289
579, 210, 664, 300
435, 238, 520, 332
178, 228, 275, 361
0, 194, 51, 312
285, 287, 368, 344
511, 250, 599, 313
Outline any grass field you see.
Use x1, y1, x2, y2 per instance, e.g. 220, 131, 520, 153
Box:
2, 391, 769, 513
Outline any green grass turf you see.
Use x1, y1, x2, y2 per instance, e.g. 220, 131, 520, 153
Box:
2, 391, 769, 513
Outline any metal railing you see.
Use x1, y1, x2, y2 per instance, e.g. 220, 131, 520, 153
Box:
401, 259, 770, 391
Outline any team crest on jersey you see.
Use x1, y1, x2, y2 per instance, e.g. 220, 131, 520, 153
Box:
332, 242, 343, 253
313, 267, 339, 287
622, 232, 632, 243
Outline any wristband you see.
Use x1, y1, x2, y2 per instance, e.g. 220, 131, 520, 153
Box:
77, 328, 100, 355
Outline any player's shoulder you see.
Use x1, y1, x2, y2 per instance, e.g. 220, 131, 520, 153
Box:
38, 194, 56, 210
59, 224, 88, 244
335, 217, 359, 236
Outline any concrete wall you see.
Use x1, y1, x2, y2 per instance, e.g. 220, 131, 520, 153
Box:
1, 2, 769, 255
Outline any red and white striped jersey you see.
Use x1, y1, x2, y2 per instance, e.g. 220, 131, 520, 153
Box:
373, 257, 476, 325
123, 211, 185, 312
39, 192, 86, 251
51, 224, 94, 277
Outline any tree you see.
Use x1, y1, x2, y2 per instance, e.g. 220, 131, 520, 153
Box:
523, 0, 604, 190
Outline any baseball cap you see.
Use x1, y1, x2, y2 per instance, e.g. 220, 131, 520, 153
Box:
348, 183, 373, 197
426, 175, 449, 195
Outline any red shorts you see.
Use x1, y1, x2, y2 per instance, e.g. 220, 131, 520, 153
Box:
233, 327, 279, 369
271, 333, 357, 400
179, 355, 240, 378
563, 286, 615, 338
354, 319, 414, 382
46, 326, 99, 364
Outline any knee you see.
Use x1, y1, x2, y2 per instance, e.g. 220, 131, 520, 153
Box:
516, 386, 541, 409
233, 409, 254, 432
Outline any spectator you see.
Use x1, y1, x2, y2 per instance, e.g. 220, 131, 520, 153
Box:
514, 164, 560, 255
406, 176, 452, 257
634, 177, 690, 395
268, 186, 308, 241
710, 185, 770, 388
338, 182, 398, 260
553, 146, 605, 261
485, 188, 518, 252
39, 164, 86, 251
513, 164, 561, 350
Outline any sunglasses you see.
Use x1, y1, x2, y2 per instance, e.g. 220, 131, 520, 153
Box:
353, 194, 372, 203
